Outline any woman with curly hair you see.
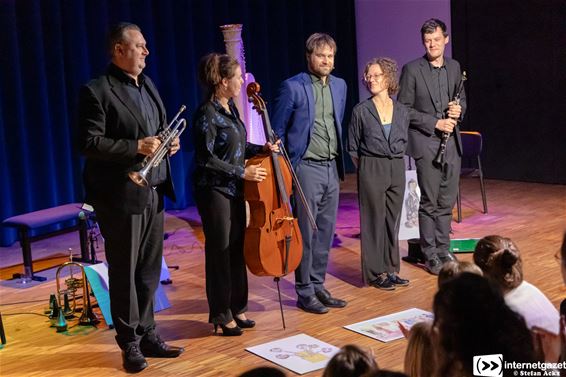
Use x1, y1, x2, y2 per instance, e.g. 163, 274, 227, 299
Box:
347, 58, 410, 290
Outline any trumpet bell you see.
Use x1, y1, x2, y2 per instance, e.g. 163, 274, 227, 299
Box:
128, 171, 149, 187
79, 284, 100, 326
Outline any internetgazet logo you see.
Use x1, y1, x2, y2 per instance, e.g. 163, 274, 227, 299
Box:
473, 354, 503, 377
473, 354, 564, 376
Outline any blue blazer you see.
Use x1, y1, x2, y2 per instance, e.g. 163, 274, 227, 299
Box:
271, 72, 347, 179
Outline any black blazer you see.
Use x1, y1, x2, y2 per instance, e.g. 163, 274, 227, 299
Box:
347, 98, 410, 160
78, 64, 175, 214
398, 56, 466, 159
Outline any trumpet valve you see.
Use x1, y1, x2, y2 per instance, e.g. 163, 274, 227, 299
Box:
65, 276, 83, 290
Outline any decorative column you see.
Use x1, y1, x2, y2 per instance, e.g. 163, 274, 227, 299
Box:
220, 24, 265, 144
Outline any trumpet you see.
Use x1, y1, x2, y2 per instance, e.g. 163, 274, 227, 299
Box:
129, 105, 188, 187
55, 255, 99, 326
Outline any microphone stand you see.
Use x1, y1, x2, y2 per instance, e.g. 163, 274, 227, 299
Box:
88, 220, 101, 264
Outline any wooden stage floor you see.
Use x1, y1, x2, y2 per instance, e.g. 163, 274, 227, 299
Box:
0, 175, 564, 376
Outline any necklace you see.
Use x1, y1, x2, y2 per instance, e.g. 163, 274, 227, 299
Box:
372, 97, 393, 124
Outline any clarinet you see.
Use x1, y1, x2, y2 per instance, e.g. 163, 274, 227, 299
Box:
433, 71, 467, 166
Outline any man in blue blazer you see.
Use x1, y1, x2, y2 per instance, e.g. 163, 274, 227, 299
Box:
398, 19, 466, 275
272, 33, 347, 314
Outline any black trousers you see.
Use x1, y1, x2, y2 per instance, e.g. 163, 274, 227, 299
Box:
95, 187, 163, 349
358, 156, 405, 284
415, 136, 461, 260
195, 189, 248, 325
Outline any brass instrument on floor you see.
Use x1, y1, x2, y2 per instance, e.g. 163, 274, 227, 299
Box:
129, 105, 188, 187
55, 253, 99, 326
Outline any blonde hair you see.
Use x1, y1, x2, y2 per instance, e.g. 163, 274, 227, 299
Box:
404, 321, 434, 377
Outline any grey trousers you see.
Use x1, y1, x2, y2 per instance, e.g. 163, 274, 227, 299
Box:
358, 156, 405, 284
415, 136, 461, 260
294, 159, 340, 298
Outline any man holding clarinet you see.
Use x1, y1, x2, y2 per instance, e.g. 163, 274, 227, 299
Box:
398, 18, 466, 275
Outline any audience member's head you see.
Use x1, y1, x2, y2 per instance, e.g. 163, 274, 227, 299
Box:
473, 235, 523, 292
238, 366, 286, 377
362, 371, 409, 377
438, 260, 483, 288
403, 321, 434, 377
323, 344, 378, 377
433, 273, 536, 376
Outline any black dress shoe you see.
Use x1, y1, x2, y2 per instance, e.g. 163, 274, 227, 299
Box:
296, 295, 329, 314
439, 252, 458, 263
122, 344, 148, 373
140, 334, 184, 358
234, 316, 256, 328
214, 323, 243, 336
370, 273, 395, 290
315, 289, 347, 308
387, 273, 410, 286
425, 256, 443, 275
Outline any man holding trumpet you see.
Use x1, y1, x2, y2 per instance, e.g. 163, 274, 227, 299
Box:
398, 18, 466, 275
78, 22, 184, 373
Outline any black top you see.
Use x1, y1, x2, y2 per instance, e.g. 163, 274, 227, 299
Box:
78, 64, 175, 213
192, 99, 264, 198
426, 62, 450, 120
347, 98, 410, 159
112, 64, 167, 186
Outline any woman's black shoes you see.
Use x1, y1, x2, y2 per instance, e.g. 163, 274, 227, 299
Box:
234, 317, 256, 328
214, 323, 243, 336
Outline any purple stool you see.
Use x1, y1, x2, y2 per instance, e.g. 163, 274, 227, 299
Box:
2, 203, 89, 281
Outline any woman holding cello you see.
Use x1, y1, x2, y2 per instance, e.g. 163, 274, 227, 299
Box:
192, 53, 278, 336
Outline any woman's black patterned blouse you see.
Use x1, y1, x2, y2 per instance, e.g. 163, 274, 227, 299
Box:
192, 99, 264, 198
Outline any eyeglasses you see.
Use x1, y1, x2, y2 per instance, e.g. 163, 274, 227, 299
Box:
365, 73, 385, 82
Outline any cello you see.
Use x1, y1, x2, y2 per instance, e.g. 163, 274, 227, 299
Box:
244, 82, 316, 327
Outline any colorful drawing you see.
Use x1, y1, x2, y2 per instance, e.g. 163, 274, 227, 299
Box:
246, 334, 339, 374
344, 308, 433, 342
269, 343, 332, 363
399, 170, 421, 240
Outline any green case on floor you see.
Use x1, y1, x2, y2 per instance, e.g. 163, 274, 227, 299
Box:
450, 238, 479, 253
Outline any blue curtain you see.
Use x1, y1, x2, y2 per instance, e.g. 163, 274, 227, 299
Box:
0, 0, 358, 246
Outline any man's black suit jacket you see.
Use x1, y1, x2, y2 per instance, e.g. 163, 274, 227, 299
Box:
78, 64, 175, 214
398, 56, 467, 160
